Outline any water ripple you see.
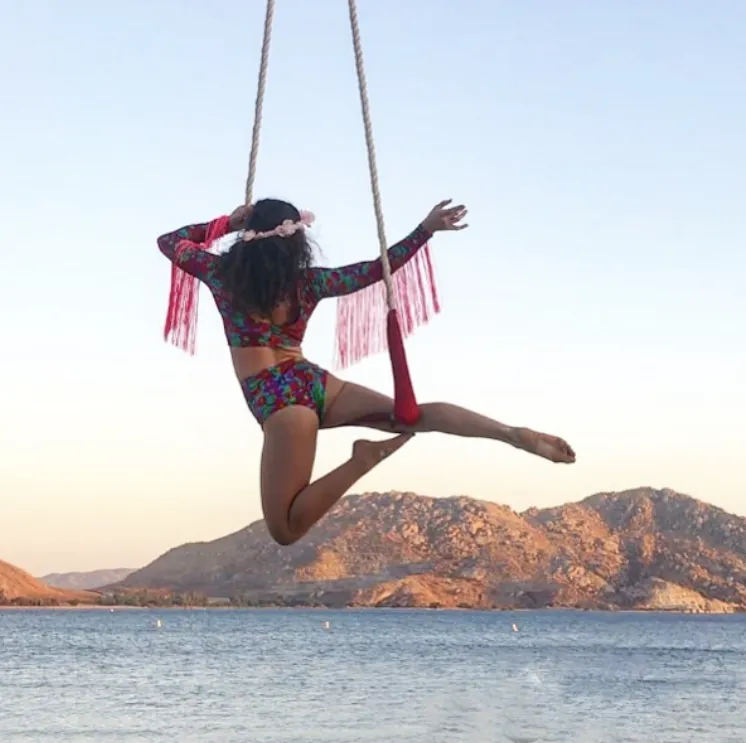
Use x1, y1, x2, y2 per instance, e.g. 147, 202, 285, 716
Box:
0, 609, 744, 742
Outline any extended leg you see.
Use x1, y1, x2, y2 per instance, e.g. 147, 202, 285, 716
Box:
322, 378, 575, 464
260, 405, 413, 546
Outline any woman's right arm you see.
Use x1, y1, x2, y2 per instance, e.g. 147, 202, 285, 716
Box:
157, 207, 251, 281
157, 222, 223, 281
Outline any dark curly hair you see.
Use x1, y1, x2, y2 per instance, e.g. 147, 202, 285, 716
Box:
218, 198, 316, 317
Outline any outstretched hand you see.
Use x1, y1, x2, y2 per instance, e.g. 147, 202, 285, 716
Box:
422, 199, 468, 233
229, 204, 253, 232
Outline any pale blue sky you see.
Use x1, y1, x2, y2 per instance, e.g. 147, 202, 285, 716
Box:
2, 1, 744, 576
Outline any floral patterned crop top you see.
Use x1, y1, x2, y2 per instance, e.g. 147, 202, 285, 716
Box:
157, 220, 432, 349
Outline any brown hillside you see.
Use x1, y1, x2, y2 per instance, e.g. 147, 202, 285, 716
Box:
112, 488, 746, 612
0, 560, 96, 604
40, 568, 135, 591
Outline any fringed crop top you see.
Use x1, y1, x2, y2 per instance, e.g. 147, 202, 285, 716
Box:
157, 220, 433, 349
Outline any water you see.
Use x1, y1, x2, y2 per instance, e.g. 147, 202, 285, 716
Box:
1, 609, 744, 742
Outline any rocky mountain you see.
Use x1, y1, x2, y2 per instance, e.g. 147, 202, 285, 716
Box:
111, 487, 746, 612
0, 560, 96, 605
40, 568, 136, 591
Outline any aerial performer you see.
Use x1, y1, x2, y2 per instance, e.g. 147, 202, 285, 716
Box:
157, 200, 575, 546
156, 0, 575, 547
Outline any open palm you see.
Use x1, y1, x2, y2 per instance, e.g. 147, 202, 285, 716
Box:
422, 199, 469, 232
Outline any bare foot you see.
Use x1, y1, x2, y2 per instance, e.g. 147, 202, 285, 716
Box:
512, 428, 576, 464
352, 433, 414, 471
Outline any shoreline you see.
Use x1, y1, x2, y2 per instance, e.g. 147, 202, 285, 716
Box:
0, 604, 740, 615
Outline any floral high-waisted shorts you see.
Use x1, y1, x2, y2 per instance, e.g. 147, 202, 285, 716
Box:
240, 359, 328, 427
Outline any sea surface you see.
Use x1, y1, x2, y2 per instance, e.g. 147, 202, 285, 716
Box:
0, 608, 744, 742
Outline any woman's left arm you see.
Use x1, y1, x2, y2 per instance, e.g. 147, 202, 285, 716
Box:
307, 224, 432, 300
306, 199, 467, 301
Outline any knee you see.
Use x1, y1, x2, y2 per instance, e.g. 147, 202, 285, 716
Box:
265, 511, 309, 546
265, 522, 299, 547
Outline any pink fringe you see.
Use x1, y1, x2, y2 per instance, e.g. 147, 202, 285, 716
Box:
334, 243, 440, 368
163, 215, 231, 355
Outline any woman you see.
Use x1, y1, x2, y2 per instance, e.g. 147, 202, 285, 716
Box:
158, 198, 575, 546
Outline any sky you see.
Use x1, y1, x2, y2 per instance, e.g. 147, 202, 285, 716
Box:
1, 0, 744, 576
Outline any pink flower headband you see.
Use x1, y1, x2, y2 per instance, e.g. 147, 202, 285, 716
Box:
240, 210, 315, 243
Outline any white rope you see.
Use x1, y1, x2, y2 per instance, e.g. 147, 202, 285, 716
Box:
347, 0, 395, 310
243, 1, 394, 313
244, 0, 276, 206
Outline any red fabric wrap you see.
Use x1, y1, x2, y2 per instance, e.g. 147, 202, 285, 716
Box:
387, 308, 421, 425
334, 242, 439, 424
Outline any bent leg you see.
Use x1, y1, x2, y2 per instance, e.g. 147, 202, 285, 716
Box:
322, 378, 575, 464
260, 405, 413, 546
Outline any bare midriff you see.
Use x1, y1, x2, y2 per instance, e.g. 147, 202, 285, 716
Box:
230, 345, 304, 381
230, 304, 304, 380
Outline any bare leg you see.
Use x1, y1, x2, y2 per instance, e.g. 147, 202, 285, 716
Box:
260, 405, 413, 546
322, 378, 575, 464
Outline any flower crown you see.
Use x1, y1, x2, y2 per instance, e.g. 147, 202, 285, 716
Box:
240, 210, 315, 243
